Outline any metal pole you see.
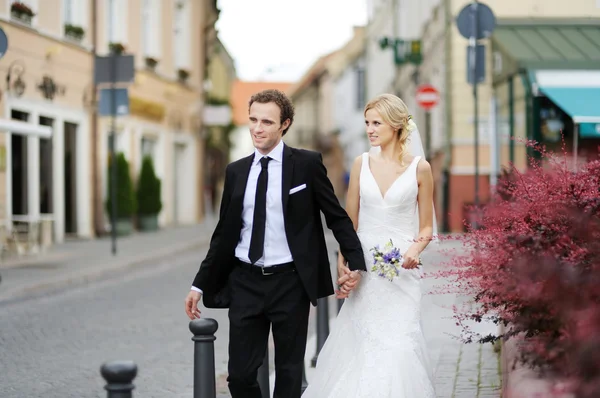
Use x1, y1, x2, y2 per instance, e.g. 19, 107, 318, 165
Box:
425, 110, 432, 159
573, 123, 579, 170
100, 360, 137, 398
471, 1, 480, 228
189, 318, 219, 398
311, 297, 330, 367
301, 362, 308, 394
109, 0, 117, 255
257, 346, 270, 398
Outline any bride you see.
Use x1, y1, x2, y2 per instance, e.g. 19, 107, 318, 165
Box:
302, 94, 436, 397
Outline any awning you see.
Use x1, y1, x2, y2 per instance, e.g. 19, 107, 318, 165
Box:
0, 118, 52, 138
541, 87, 600, 124
492, 21, 600, 70
533, 70, 600, 137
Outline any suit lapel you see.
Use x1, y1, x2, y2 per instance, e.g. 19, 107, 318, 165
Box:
232, 153, 254, 204
282, 144, 294, 216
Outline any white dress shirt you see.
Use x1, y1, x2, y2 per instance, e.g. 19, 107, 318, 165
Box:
191, 140, 293, 294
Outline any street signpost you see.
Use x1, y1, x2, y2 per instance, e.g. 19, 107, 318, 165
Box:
416, 84, 440, 159
0, 27, 8, 60
456, 2, 496, 227
95, 1, 135, 255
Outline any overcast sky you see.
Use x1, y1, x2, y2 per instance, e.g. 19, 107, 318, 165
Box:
215, 0, 368, 82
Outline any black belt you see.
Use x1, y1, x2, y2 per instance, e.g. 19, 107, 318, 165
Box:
236, 259, 296, 276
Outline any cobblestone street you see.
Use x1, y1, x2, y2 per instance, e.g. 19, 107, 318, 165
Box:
0, 226, 500, 397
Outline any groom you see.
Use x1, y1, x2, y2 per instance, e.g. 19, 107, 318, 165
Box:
184, 89, 365, 398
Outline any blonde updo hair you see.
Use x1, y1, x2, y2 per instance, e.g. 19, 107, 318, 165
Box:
364, 94, 417, 162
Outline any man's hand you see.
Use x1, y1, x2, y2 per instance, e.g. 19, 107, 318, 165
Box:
335, 266, 361, 299
185, 290, 202, 320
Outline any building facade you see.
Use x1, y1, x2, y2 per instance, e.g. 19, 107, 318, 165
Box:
0, 0, 218, 254
1, 0, 95, 246
364, 0, 600, 232
94, 0, 216, 230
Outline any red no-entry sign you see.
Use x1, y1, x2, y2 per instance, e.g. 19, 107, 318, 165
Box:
416, 84, 440, 111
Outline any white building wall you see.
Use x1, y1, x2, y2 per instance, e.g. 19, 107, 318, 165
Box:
334, 57, 369, 172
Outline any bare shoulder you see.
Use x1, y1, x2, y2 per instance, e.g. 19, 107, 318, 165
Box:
349, 154, 363, 178
416, 158, 432, 174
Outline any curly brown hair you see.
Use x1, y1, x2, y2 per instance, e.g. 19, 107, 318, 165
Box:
248, 89, 295, 136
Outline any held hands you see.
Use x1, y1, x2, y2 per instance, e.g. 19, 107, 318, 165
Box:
184, 290, 202, 320
336, 262, 362, 299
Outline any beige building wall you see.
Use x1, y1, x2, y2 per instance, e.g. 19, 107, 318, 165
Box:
387, 0, 600, 231
0, 0, 95, 242
94, 0, 211, 229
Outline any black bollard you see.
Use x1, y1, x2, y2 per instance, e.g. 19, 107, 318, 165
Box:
100, 360, 137, 398
337, 297, 344, 314
190, 318, 219, 398
310, 296, 329, 367
301, 361, 308, 394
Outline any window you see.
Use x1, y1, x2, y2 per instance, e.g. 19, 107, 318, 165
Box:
142, 0, 162, 58
63, 0, 86, 26
141, 137, 156, 161
105, 0, 128, 50
173, 0, 191, 69
63, 0, 87, 39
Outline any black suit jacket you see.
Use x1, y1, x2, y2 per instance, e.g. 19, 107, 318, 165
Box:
192, 144, 366, 307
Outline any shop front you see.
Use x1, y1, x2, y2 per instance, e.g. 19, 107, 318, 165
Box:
492, 20, 600, 169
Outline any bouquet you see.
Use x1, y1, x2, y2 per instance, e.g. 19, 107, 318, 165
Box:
370, 240, 404, 281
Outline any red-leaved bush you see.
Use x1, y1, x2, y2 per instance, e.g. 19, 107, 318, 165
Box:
436, 142, 600, 397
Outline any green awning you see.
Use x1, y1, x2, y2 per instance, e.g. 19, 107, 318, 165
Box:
493, 20, 600, 70
531, 69, 600, 137
541, 87, 600, 125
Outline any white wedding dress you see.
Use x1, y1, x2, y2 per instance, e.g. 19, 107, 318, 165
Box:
302, 153, 435, 398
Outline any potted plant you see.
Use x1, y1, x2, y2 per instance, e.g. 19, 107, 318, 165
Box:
136, 156, 162, 231
177, 68, 190, 83
11, 1, 35, 24
108, 42, 126, 55
105, 152, 137, 235
64, 24, 85, 41
145, 56, 159, 70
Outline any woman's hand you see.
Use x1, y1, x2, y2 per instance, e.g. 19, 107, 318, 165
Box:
402, 246, 421, 269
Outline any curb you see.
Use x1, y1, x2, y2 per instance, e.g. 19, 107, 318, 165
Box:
0, 237, 211, 305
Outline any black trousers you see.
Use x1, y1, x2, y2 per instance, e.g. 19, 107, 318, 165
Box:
227, 263, 310, 398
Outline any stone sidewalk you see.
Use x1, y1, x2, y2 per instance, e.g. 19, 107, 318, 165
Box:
0, 218, 217, 304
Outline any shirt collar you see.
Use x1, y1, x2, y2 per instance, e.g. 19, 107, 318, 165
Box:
253, 139, 284, 165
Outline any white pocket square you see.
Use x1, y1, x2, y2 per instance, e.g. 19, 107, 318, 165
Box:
289, 184, 307, 195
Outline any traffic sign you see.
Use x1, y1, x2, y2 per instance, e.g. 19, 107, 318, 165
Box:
0, 27, 8, 60
456, 2, 496, 40
416, 84, 440, 110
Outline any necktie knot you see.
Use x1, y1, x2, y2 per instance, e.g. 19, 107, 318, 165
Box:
260, 156, 271, 169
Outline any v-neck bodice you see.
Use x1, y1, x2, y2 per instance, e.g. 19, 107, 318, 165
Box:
358, 152, 420, 240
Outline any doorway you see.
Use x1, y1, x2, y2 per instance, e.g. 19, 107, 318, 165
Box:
39, 116, 54, 216
64, 122, 78, 235
11, 110, 28, 216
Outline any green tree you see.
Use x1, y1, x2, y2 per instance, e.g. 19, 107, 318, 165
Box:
136, 156, 162, 215
105, 152, 137, 218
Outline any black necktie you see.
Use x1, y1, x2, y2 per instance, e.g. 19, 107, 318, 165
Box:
248, 156, 271, 264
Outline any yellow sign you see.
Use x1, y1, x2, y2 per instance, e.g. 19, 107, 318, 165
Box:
129, 96, 166, 121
